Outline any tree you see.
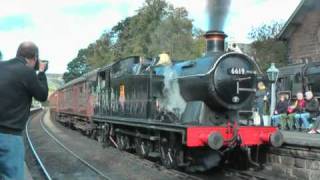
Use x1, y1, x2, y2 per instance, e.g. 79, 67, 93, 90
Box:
86, 32, 115, 69
149, 7, 205, 59
62, 0, 206, 82
248, 21, 287, 71
0, 51, 2, 60
111, 0, 205, 60
63, 49, 90, 83
111, 0, 168, 58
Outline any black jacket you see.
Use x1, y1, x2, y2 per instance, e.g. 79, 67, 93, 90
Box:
275, 100, 289, 114
306, 98, 319, 118
0, 57, 48, 135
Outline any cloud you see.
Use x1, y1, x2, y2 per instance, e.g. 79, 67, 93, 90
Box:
0, 0, 301, 74
0, 15, 33, 31
0, 0, 143, 74
168, 0, 301, 43
224, 0, 301, 42
63, 2, 108, 16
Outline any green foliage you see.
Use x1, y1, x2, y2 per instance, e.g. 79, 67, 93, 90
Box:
63, 49, 90, 83
149, 7, 205, 59
86, 32, 115, 69
111, 0, 168, 58
0, 51, 2, 60
47, 74, 63, 90
63, 0, 205, 83
248, 21, 288, 71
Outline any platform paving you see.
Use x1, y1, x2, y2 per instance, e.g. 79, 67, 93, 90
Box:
281, 130, 320, 147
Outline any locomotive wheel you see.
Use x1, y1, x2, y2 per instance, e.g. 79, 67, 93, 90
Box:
160, 138, 179, 169
96, 126, 110, 148
135, 138, 151, 158
116, 134, 130, 150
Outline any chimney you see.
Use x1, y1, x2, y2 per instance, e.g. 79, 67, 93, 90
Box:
204, 30, 227, 53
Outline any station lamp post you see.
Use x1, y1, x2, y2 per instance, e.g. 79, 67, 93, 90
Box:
267, 63, 279, 123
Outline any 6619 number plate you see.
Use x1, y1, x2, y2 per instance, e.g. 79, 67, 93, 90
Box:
229, 67, 246, 75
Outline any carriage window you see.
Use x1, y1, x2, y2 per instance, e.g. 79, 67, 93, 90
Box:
97, 71, 106, 92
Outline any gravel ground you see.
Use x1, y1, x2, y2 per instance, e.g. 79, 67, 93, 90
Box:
26, 111, 105, 180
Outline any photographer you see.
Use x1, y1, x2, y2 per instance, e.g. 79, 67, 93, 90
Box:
0, 42, 48, 180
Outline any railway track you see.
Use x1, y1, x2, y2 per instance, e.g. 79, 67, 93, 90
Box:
26, 110, 272, 180
26, 110, 111, 180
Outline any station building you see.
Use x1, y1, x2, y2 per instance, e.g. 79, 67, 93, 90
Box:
278, 0, 320, 64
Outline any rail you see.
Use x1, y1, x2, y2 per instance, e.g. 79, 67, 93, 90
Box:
26, 108, 111, 180
26, 108, 52, 180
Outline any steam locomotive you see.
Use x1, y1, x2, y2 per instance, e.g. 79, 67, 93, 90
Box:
49, 31, 283, 171
277, 61, 320, 99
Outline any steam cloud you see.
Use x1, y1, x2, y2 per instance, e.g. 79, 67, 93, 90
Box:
207, 0, 231, 31
159, 67, 186, 119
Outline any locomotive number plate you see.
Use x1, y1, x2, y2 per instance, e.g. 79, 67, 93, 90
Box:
229, 67, 245, 75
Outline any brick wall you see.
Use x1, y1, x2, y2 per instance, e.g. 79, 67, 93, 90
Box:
288, 10, 320, 64
266, 146, 320, 180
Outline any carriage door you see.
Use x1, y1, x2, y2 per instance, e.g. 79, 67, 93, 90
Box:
97, 70, 110, 115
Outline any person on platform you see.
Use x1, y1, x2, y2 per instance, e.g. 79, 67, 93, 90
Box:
307, 92, 320, 134
0, 42, 48, 180
292, 92, 311, 130
293, 91, 319, 130
296, 91, 319, 133
271, 94, 289, 128
283, 92, 305, 130
255, 81, 268, 126
304, 91, 319, 121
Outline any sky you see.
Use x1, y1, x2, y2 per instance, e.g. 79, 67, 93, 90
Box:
0, 0, 301, 74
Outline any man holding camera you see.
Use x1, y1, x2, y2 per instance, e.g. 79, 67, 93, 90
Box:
0, 41, 48, 180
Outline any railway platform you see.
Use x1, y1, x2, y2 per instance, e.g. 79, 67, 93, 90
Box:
266, 130, 320, 180
281, 130, 320, 147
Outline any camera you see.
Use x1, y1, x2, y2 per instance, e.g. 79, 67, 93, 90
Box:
34, 60, 49, 72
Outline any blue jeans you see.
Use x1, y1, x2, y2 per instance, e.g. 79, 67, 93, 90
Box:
271, 114, 282, 127
294, 113, 310, 129
0, 132, 24, 180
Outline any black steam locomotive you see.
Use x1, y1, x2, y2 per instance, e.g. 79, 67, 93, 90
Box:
50, 31, 283, 171
277, 61, 320, 99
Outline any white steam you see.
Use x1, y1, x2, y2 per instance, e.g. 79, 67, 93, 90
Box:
159, 67, 186, 118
